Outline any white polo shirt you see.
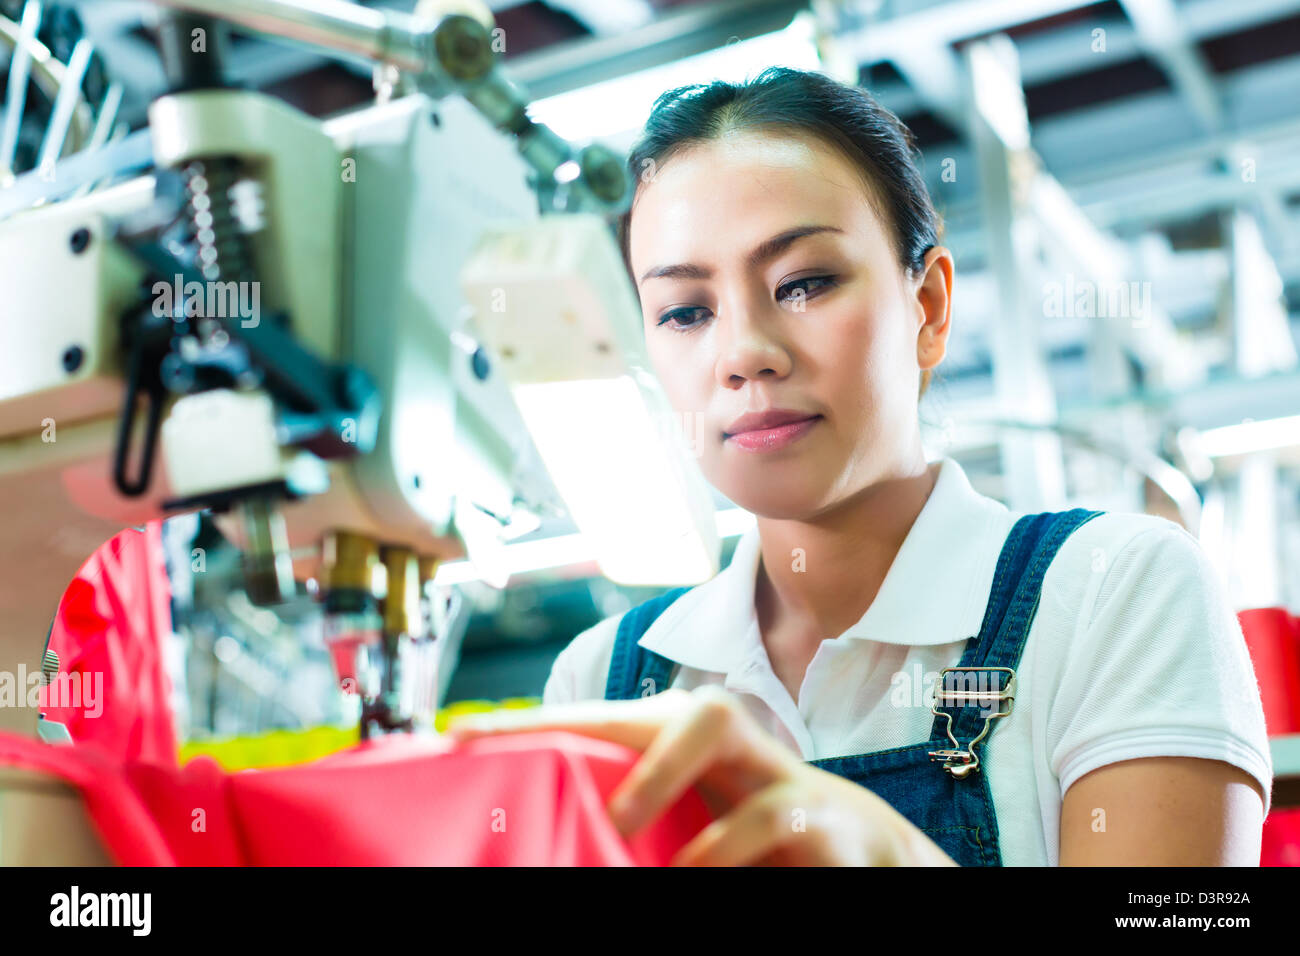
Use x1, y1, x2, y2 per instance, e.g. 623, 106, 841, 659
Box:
543, 455, 1275, 865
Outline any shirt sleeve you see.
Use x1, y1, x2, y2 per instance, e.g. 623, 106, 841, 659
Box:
1047, 519, 1275, 817
541, 612, 625, 706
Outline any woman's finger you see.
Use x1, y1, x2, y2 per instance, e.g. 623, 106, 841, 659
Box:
607, 686, 791, 836
605, 687, 742, 836
669, 781, 805, 867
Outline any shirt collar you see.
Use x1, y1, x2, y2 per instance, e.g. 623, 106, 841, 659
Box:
637, 456, 1011, 676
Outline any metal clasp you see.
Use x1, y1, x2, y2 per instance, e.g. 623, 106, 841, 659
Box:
927, 666, 1015, 779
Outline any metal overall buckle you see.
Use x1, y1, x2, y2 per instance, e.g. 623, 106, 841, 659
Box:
927, 666, 1016, 780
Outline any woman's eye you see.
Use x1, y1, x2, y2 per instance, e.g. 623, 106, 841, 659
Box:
656, 306, 710, 331
777, 275, 837, 304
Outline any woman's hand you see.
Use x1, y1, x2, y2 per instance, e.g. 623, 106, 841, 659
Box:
444, 686, 957, 866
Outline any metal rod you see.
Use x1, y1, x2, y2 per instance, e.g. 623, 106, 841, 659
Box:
0, 1, 42, 175
150, 0, 430, 72
37, 36, 94, 173
70, 82, 124, 199
87, 83, 125, 152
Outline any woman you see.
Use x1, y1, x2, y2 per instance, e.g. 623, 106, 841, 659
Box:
447, 67, 1273, 866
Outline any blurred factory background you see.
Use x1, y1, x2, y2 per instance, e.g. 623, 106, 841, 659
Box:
4, 0, 1300, 744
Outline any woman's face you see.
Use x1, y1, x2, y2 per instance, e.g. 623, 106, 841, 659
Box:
628, 128, 951, 520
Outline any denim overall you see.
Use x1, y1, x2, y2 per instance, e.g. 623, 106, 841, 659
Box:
603, 507, 1103, 866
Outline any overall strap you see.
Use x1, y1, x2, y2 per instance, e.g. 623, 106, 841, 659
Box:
603, 586, 692, 700
938, 507, 1104, 748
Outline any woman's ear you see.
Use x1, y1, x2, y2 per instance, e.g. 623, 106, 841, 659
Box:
913, 246, 954, 373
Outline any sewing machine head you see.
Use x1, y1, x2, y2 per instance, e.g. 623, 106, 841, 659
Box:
0, 0, 719, 741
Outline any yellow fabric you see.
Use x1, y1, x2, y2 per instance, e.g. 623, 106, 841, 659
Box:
179, 697, 541, 770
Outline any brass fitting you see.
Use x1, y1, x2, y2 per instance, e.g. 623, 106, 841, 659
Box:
380, 545, 417, 636
322, 530, 378, 595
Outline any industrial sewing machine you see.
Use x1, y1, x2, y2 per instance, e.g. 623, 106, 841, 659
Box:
0, 0, 721, 863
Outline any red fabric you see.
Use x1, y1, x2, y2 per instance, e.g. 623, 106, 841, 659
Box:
1237, 608, 1300, 735
0, 734, 176, 865
20, 523, 713, 864
0, 730, 713, 866
1262, 807, 1300, 867
40, 522, 178, 765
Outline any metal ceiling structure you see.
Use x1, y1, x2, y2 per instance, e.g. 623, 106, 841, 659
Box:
48, 0, 1300, 376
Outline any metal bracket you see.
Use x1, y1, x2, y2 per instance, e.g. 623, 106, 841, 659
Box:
927, 666, 1016, 779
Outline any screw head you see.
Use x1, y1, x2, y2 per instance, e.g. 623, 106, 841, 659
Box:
433, 14, 492, 81
69, 228, 91, 254
470, 345, 491, 381
62, 345, 85, 373
579, 145, 629, 205
41, 648, 60, 685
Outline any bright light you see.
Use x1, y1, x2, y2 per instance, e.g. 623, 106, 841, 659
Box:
431, 506, 752, 587
510, 376, 718, 586
967, 37, 1030, 152
526, 13, 823, 144
456, 215, 721, 590
715, 507, 756, 538
1197, 415, 1300, 457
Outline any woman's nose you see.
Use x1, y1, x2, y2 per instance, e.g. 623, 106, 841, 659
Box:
713, 302, 793, 388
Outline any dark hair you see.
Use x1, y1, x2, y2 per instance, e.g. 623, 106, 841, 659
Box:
619, 66, 943, 397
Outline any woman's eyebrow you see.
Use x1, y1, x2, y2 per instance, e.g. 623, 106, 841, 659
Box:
638, 224, 843, 284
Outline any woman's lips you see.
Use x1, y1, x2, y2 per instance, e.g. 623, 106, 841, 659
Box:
724, 415, 822, 452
